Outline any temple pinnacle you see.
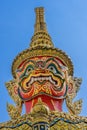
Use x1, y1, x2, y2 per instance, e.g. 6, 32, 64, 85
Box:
30, 7, 54, 48
34, 7, 47, 33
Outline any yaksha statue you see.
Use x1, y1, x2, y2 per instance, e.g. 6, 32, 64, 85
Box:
0, 7, 87, 130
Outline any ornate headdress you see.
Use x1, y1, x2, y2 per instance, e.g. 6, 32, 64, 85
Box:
12, 7, 73, 78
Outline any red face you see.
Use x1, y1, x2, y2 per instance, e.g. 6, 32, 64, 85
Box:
16, 56, 68, 113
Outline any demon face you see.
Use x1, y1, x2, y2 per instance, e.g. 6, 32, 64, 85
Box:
16, 56, 68, 112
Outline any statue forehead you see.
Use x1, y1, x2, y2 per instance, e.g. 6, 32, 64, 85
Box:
17, 56, 65, 69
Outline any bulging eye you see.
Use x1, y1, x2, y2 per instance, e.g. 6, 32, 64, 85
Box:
19, 65, 34, 79
48, 65, 57, 74
25, 66, 34, 76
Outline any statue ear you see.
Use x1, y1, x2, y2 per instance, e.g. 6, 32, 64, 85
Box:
67, 76, 74, 94
14, 76, 20, 95
14, 85, 18, 94
14, 79, 19, 95
68, 82, 74, 94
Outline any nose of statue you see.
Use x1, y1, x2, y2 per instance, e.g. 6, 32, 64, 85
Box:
34, 69, 49, 74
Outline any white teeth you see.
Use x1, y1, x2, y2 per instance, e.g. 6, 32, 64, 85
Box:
27, 76, 57, 86
39, 77, 42, 80
38, 77, 40, 80
46, 77, 48, 80
34, 78, 37, 81
41, 77, 43, 80
29, 78, 33, 85
49, 77, 51, 80
52, 80, 55, 85
32, 78, 34, 82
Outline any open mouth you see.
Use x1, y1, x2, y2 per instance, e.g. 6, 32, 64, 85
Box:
18, 75, 66, 101
26, 75, 58, 87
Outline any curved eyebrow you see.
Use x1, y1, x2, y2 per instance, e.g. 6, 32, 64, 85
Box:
46, 58, 62, 68
46, 57, 67, 76
16, 60, 35, 72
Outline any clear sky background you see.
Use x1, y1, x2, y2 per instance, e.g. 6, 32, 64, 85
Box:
0, 0, 87, 122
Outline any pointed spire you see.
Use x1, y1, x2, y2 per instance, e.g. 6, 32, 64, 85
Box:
34, 7, 47, 33
30, 7, 54, 49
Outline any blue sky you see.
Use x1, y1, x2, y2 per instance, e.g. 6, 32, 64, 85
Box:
0, 0, 87, 122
